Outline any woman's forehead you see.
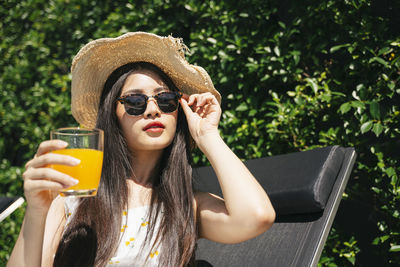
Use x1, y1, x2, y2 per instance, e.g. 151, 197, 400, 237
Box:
121, 71, 169, 94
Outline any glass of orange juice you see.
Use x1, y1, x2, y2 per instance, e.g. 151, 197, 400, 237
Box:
50, 127, 104, 197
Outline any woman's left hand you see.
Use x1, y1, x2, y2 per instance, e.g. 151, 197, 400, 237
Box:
180, 92, 221, 143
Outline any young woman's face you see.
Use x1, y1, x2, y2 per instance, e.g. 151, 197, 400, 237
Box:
116, 70, 178, 154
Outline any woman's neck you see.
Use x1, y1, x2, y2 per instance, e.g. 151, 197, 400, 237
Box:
130, 149, 163, 185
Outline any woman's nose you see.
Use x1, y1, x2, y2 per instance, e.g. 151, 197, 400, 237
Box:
143, 98, 161, 118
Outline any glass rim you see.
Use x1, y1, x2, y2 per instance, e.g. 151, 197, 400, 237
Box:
50, 127, 103, 137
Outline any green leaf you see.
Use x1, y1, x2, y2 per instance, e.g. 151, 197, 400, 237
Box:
380, 235, 390, 242
356, 83, 365, 92
207, 37, 217, 44
389, 245, 400, 252
249, 109, 257, 116
369, 57, 389, 68
391, 175, 398, 187
378, 46, 391, 56
235, 102, 248, 112
339, 102, 351, 114
385, 167, 396, 177
274, 46, 280, 57
331, 91, 346, 97
369, 101, 381, 119
184, 4, 193, 11
393, 210, 400, 218
330, 44, 351, 53
361, 121, 373, 133
388, 81, 395, 90
220, 76, 228, 83
351, 101, 365, 109
347, 256, 356, 265
260, 74, 270, 81
306, 78, 318, 94
293, 54, 300, 66
371, 187, 381, 194
372, 122, 384, 136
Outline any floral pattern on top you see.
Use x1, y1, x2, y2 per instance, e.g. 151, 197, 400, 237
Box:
64, 198, 162, 267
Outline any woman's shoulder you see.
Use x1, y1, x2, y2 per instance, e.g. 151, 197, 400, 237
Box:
49, 195, 67, 219
45, 195, 67, 230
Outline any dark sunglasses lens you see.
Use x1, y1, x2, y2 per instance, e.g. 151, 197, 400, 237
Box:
157, 93, 179, 113
124, 95, 147, 115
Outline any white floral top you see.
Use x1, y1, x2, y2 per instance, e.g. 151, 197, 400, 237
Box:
64, 198, 162, 266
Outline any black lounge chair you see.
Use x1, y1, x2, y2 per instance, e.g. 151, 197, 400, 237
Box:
1, 146, 356, 266
194, 146, 356, 267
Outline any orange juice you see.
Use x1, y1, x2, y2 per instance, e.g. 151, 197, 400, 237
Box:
51, 148, 103, 196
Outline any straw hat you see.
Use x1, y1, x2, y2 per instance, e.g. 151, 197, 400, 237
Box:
71, 31, 221, 128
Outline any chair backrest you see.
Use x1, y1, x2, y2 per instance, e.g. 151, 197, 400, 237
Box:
0, 196, 24, 223
193, 146, 356, 267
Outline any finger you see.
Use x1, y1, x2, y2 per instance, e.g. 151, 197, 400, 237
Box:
197, 106, 206, 117
192, 93, 214, 110
24, 178, 69, 193
209, 94, 219, 105
35, 140, 69, 157
199, 95, 220, 116
197, 96, 212, 108
181, 93, 190, 101
194, 104, 201, 113
179, 98, 195, 119
202, 102, 213, 116
199, 93, 217, 106
23, 167, 78, 187
188, 94, 199, 106
26, 153, 81, 169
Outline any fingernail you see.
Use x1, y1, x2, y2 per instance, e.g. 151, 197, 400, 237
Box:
70, 178, 79, 185
58, 140, 68, 146
71, 158, 81, 165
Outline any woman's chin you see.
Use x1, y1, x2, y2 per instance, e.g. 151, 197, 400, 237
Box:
129, 139, 173, 153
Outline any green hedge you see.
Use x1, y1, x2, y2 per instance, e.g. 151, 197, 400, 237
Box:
1, 0, 399, 265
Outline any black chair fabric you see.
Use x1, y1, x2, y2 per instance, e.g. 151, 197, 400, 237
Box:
193, 146, 344, 215
194, 146, 356, 267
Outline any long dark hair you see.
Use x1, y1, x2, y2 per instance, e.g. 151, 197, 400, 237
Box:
54, 62, 197, 267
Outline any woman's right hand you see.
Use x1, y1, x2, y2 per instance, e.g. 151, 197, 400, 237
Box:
22, 140, 80, 214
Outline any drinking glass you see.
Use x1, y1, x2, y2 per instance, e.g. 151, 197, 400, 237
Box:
50, 127, 104, 197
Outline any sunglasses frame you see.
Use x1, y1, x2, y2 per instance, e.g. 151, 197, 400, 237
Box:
116, 91, 183, 116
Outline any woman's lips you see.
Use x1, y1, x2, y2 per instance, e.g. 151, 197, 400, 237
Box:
143, 122, 165, 132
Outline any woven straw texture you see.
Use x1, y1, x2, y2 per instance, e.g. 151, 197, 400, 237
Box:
71, 32, 220, 128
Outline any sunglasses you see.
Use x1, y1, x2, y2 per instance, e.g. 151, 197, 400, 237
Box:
116, 91, 183, 116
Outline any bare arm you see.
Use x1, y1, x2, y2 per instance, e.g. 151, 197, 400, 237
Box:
7, 198, 65, 267
195, 133, 275, 243
7, 141, 78, 267
181, 94, 275, 244
42, 197, 66, 266
7, 207, 48, 267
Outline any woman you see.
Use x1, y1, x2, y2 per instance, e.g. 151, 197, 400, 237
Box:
8, 32, 275, 267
